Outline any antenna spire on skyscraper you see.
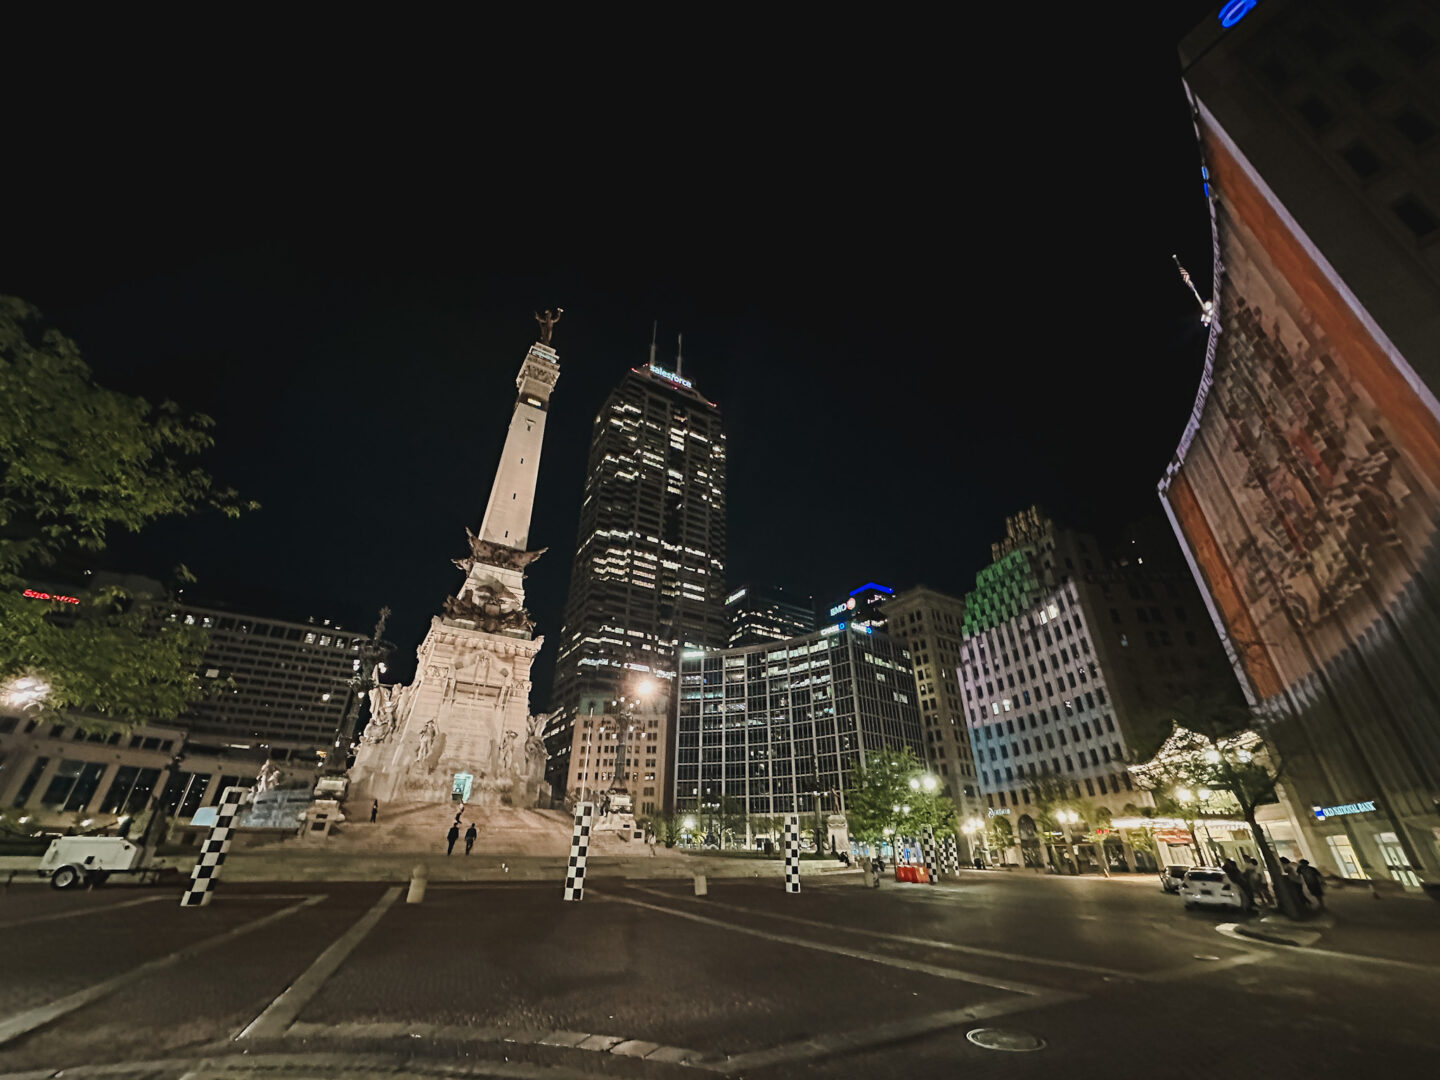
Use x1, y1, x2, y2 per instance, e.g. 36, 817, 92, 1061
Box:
649, 320, 657, 367
676, 332, 684, 376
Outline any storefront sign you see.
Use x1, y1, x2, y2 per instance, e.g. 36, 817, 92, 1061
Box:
1154, 829, 1193, 846
1312, 800, 1375, 820
22, 589, 79, 604
987, 807, 1011, 818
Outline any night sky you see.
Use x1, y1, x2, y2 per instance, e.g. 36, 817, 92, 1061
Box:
5, 4, 1223, 703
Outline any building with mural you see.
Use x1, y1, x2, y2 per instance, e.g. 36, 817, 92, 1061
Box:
1160, 1, 1440, 885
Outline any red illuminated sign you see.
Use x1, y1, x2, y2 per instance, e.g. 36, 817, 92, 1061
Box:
22, 589, 79, 605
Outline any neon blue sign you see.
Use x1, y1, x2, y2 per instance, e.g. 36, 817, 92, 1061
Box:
1219, 0, 1258, 28
1313, 800, 1375, 820
848, 583, 894, 597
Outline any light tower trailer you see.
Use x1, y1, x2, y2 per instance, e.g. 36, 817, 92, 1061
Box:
36, 836, 181, 890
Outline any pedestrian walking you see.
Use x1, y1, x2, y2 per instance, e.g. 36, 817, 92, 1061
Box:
1222, 858, 1254, 913
464, 822, 477, 855
1244, 856, 1272, 906
871, 854, 884, 887
1297, 858, 1326, 910
370, 800, 379, 824
446, 823, 460, 855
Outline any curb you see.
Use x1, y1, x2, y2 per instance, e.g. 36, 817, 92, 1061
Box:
1229, 923, 1321, 948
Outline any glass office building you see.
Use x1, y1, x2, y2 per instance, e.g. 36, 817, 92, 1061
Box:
675, 623, 924, 816
726, 582, 816, 647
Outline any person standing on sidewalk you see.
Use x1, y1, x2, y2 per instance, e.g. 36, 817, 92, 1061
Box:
370, 800, 379, 823
446, 823, 460, 855
464, 822, 477, 855
1244, 856, 1272, 906
1280, 858, 1310, 911
1223, 858, 1255, 913
1297, 859, 1326, 910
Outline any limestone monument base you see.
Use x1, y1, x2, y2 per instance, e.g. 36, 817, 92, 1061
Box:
342, 332, 563, 838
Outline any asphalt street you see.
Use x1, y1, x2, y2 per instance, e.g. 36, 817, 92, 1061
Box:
0, 868, 1436, 1079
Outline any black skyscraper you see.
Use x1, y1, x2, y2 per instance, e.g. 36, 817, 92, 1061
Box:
543, 342, 727, 793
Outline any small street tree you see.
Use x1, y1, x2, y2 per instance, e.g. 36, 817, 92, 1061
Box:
845, 748, 956, 851
987, 815, 1014, 861
1028, 772, 1077, 870
1130, 692, 1304, 919
715, 795, 746, 850
0, 297, 252, 725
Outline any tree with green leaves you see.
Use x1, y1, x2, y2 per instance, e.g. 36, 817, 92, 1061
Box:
844, 748, 956, 848
986, 814, 1014, 859
1130, 697, 1304, 919
715, 795, 747, 850
0, 297, 251, 725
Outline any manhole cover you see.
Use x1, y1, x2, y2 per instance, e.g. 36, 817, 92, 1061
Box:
966, 1028, 1046, 1052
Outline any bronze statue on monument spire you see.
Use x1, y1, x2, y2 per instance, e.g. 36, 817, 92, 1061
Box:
534, 308, 563, 346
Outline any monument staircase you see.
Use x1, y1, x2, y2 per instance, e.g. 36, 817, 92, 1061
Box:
243, 798, 660, 857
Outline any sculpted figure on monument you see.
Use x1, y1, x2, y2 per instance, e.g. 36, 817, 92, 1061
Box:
524, 732, 546, 778
461, 529, 548, 573
255, 761, 281, 796
498, 730, 518, 774
534, 307, 563, 345
443, 588, 535, 635
498, 607, 535, 633
364, 684, 398, 743
415, 718, 439, 764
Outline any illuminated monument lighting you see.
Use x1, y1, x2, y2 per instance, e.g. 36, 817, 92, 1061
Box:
348, 311, 562, 810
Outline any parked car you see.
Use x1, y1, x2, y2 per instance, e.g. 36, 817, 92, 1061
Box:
1160, 864, 1190, 894
1179, 867, 1244, 910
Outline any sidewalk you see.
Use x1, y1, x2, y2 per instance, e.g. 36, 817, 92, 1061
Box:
1, 850, 863, 885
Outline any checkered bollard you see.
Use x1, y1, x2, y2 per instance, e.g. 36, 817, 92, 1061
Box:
180, 786, 250, 907
922, 826, 938, 885
943, 834, 959, 876
783, 814, 801, 894
562, 801, 595, 902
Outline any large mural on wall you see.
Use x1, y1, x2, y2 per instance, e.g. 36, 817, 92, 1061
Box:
1163, 117, 1440, 695
1159, 101, 1440, 870
1211, 296, 1412, 633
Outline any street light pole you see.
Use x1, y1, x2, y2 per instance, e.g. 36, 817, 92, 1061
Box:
578, 703, 599, 807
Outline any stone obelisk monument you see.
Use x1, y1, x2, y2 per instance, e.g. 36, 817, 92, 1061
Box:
347, 311, 563, 811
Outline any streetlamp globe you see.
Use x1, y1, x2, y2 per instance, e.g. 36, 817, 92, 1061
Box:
682, 816, 696, 831
1175, 786, 1193, 803
1198, 787, 1212, 800
921, 775, 937, 792
909, 778, 920, 791
1203, 749, 1222, 764
1, 675, 50, 711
